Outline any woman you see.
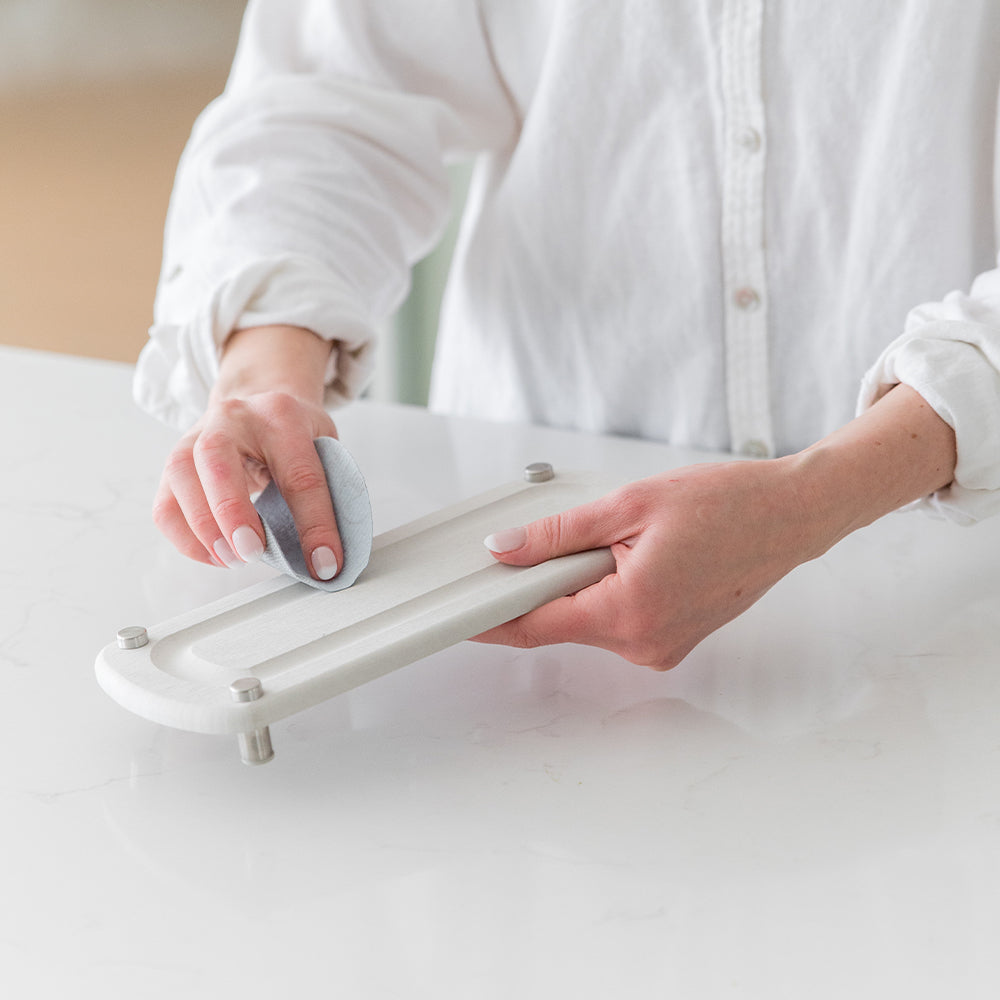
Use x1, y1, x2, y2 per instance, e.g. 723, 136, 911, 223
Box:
139, 1, 1000, 668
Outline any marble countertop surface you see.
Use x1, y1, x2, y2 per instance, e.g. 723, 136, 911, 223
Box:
2, 345, 998, 998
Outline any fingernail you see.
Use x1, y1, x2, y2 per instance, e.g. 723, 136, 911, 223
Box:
212, 538, 241, 569
312, 546, 339, 581
231, 525, 264, 563
484, 526, 527, 553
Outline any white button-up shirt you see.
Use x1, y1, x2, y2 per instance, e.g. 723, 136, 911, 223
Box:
136, 0, 1000, 523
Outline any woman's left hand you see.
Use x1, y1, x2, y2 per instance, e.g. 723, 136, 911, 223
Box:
477, 457, 834, 670
479, 384, 958, 669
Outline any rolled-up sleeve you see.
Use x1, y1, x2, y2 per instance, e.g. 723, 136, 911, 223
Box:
135, 0, 516, 429
858, 265, 1000, 524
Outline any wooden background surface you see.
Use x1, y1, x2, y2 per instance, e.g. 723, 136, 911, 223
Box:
0, 1, 243, 364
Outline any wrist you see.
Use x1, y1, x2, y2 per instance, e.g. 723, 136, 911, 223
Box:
780, 384, 957, 554
775, 449, 876, 559
212, 325, 333, 406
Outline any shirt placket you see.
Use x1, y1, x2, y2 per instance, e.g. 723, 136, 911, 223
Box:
719, 0, 773, 458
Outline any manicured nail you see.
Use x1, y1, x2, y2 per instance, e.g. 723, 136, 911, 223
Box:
231, 525, 264, 563
312, 546, 339, 581
484, 526, 527, 553
212, 538, 241, 569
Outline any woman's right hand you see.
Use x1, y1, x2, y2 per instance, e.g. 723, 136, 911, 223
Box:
152, 325, 344, 582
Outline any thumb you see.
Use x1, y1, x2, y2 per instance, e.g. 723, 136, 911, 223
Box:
483, 494, 626, 567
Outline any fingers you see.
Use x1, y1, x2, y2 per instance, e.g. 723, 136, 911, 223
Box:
474, 575, 688, 671
475, 585, 608, 649
484, 488, 636, 567
151, 476, 219, 568
156, 433, 258, 569
154, 393, 344, 581
477, 464, 812, 670
258, 425, 343, 581
192, 429, 266, 564
476, 563, 621, 649
477, 480, 693, 669
479, 491, 632, 650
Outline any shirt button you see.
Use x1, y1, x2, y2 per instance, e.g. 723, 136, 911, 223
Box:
741, 439, 771, 459
732, 286, 761, 311
738, 127, 762, 153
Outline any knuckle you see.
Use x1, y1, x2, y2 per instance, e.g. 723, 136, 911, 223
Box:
491, 616, 542, 649
622, 637, 674, 670
163, 446, 195, 482
214, 396, 250, 423
256, 390, 300, 424
537, 514, 566, 551
210, 495, 248, 526
278, 461, 327, 497
610, 607, 673, 667
186, 508, 221, 540
646, 655, 682, 673
193, 428, 232, 459
193, 435, 238, 485
626, 627, 689, 671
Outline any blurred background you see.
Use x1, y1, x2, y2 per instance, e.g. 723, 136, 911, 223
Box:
0, 0, 455, 405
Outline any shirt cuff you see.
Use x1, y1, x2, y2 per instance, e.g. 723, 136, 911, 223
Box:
858, 319, 1000, 524
133, 253, 377, 430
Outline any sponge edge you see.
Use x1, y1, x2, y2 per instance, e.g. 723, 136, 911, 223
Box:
253, 437, 373, 591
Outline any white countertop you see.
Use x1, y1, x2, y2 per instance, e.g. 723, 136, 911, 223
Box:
2, 345, 999, 998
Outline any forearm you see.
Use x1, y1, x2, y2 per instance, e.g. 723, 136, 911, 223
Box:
212, 325, 333, 405
785, 383, 957, 555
